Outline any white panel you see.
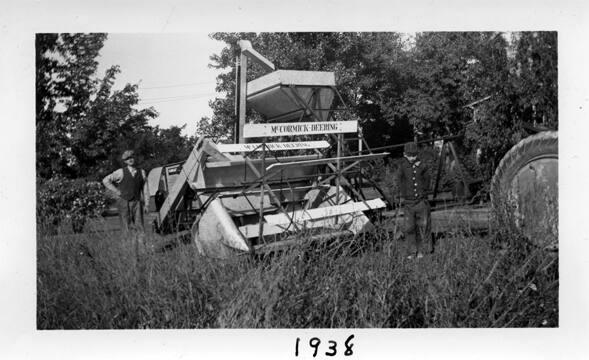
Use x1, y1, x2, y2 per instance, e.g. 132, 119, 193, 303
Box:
264, 198, 386, 225
238, 217, 347, 239
217, 140, 330, 153
247, 70, 336, 96
243, 121, 358, 138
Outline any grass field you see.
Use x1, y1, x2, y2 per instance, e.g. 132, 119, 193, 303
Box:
36, 214, 558, 329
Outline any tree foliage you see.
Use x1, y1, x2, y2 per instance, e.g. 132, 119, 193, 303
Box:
36, 33, 107, 179
205, 32, 557, 181
36, 33, 196, 181
37, 177, 107, 233
399, 32, 510, 137
512, 32, 558, 129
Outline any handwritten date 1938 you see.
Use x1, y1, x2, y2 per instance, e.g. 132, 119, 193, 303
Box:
295, 334, 354, 357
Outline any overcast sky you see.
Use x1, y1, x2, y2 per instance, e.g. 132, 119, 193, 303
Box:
96, 33, 228, 136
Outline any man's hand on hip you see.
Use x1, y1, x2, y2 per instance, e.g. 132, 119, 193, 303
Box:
106, 189, 122, 199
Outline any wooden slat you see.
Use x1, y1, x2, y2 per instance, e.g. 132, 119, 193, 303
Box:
238, 217, 349, 239
238, 223, 290, 238
205, 154, 319, 168
217, 184, 328, 198
264, 198, 386, 225
219, 186, 313, 216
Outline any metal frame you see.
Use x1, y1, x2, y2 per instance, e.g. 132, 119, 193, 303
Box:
221, 40, 391, 254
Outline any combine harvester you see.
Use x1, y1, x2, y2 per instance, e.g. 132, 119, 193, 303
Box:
146, 41, 390, 258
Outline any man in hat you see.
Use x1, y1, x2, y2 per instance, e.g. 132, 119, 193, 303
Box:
102, 150, 149, 232
396, 142, 433, 259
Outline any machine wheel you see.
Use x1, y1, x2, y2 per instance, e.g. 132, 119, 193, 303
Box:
490, 131, 558, 248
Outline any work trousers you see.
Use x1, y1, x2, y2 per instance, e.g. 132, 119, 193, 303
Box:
403, 199, 433, 255
117, 198, 145, 232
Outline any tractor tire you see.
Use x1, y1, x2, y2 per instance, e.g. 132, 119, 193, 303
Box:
490, 131, 558, 248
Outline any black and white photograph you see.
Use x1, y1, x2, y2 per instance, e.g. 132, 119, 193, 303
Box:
35, 31, 559, 329
2, 1, 589, 360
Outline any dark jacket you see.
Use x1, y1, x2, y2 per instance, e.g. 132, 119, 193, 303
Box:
120, 166, 145, 201
396, 157, 431, 201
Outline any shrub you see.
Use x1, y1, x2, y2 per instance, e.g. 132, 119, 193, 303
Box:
37, 177, 107, 233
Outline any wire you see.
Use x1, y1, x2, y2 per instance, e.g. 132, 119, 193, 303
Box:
138, 93, 221, 105
138, 92, 218, 102
140, 81, 217, 90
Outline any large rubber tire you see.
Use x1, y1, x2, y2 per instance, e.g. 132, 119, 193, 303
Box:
490, 131, 558, 248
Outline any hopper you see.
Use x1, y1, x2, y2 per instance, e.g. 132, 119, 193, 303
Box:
247, 70, 336, 122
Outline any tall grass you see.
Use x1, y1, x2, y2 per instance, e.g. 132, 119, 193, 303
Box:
37, 217, 558, 329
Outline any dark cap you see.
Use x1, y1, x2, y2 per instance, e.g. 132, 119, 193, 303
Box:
403, 142, 418, 156
121, 150, 135, 160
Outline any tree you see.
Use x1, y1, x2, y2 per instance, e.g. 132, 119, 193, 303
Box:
397, 33, 510, 139
68, 65, 159, 178
135, 125, 197, 172
36, 33, 107, 178
36, 33, 195, 180
393, 32, 529, 181
462, 32, 558, 179
196, 115, 230, 142
512, 32, 558, 129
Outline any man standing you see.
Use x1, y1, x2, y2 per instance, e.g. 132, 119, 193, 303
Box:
396, 142, 433, 259
103, 150, 149, 232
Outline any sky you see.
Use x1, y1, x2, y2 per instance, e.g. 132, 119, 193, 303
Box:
96, 33, 228, 136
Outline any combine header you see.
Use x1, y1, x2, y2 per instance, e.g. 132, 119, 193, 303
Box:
147, 40, 390, 258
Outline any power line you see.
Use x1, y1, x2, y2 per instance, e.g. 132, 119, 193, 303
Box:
138, 92, 218, 102
140, 98, 210, 105
140, 81, 217, 90
138, 93, 223, 105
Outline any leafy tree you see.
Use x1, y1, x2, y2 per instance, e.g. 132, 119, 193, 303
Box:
463, 32, 558, 179
398, 32, 510, 139
340, 33, 414, 148
196, 115, 230, 143
512, 32, 558, 129
134, 125, 197, 172
68, 65, 158, 178
36, 33, 107, 178
36, 33, 196, 181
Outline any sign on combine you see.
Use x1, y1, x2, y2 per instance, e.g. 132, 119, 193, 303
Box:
243, 121, 358, 138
